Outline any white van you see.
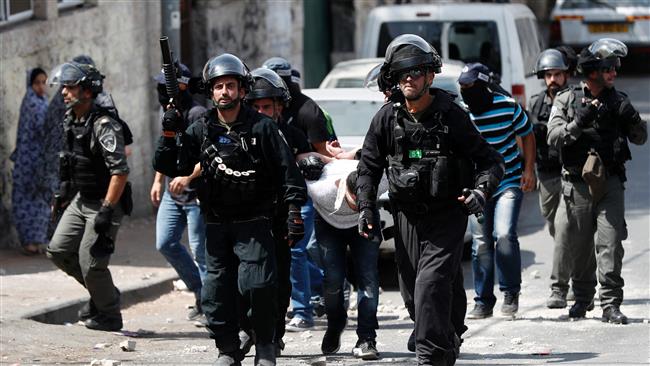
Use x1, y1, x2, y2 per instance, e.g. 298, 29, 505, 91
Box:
359, 3, 545, 108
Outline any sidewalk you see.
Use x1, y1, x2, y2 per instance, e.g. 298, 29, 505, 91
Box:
0, 216, 178, 323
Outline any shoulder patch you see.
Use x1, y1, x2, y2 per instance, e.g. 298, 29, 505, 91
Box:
98, 116, 122, 132
99, 133, 117, 153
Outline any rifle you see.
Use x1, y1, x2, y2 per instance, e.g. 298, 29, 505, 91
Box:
159, 36, 181, 113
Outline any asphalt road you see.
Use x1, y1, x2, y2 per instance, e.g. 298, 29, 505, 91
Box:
1, 76, 648, 366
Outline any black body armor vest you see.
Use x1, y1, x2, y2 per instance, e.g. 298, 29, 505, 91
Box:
561, 87, 631, 175
387, 103, 473, 205
198, 115, 274, 219
530, 91, 561, 174
64, 111, 111, 200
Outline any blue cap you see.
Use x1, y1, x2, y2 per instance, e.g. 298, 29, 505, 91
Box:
457, 63, 491, 85
154, 63, 192, 84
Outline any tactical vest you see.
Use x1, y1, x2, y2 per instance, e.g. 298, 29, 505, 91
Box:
561, 87, 631, 174
386, 103, 472, 206
64, 110, 112, 200
529, 91, 561, 174
197, 113, 274, 219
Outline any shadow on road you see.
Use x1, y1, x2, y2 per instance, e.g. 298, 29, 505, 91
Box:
460, 351, 599, 363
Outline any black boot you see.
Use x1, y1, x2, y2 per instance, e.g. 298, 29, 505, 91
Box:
602, 305, 628, 324
568, 300, 593, 319
254, 343, 276, 366
407, 329, 415, 352
84, 314, 123, 332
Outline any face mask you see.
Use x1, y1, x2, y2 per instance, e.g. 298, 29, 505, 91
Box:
460, 85, 492, 114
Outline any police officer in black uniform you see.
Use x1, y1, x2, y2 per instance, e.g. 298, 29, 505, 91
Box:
239, 67, 313, 357
46, 62, 131, 332
356, 34, 504, 366
153, 53, 307, 366
548, 38, 647, 324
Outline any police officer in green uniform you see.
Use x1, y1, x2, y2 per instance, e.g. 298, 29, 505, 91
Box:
528, 48, 582, 309
153, 53, 307, 366
46, 62, 130, 332
356, 34, 504, 365
548, 38, 647, 324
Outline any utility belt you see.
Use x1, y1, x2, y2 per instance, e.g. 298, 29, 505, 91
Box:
204, 204, 273, 224
75, 181, 133, 215
390, 197, 458, 216
561, 165, 624, 183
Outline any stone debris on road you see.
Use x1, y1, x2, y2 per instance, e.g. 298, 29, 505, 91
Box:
89, 359, 121, 366
93, 343, 111, 349
119, 340, 136, 352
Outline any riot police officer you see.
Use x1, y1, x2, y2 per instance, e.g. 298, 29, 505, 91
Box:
356, 34, 505, 365
46, 62, 131, 332
548, 38, 647, 324
240, 67, 312, 357
153, 53, 307, 366
529, 48, 579, 309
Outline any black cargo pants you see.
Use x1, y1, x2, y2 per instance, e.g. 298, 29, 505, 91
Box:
202, 216, 278, 353
393, 203, 467, 366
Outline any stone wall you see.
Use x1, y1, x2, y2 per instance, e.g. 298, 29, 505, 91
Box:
0, 1, 162, 247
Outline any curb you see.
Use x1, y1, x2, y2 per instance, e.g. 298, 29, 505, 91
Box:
23, 272, 178, 325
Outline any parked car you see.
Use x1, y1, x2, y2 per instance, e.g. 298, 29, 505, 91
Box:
550, 0, 650, 54
320, 57, 465, 98
302, 87, 473, 249
359, 3, 545, 108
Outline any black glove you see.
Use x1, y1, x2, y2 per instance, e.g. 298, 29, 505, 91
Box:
162, 108, 184, 133
575, 101, 599, 128
462, 188, 486, 215
286, 204, 304, 246
298, 155, 325, 181
357, 206, 375, 241
94, 203, 114, 234
90, 233, 115, 257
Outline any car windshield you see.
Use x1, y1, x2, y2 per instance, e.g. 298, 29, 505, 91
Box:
377, 21, 501, 74
316, 100, 383, 136
333, 78, 366, 88
560, 0, 649, 9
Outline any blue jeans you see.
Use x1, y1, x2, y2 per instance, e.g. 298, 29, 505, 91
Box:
290, 199, 323, 322
315, 212, 379, 340
156, 191, 207, 294
470, 187, 523, 308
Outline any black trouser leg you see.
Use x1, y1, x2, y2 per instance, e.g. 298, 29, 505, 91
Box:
394, 207, 466, 366
274, 231, 292, 343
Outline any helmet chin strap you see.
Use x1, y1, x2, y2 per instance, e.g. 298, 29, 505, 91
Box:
215, 96, 240, 110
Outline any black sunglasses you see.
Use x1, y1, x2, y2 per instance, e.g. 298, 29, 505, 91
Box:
396, 68, 426, 82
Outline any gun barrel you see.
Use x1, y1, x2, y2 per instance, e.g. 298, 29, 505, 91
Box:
159, 36, 179, 100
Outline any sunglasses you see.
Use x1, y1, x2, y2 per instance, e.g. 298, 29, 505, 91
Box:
396, 68, 426, 82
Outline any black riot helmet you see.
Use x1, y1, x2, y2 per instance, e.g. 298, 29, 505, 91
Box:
376, 34, 442, 91
555, 45, 578, 76
261, 57, 293, 79
577, 38, 628, 75
48, 61, 104, 96
246, 68, 291, 106
202, 53, 252, 95
534, 49, 569, 79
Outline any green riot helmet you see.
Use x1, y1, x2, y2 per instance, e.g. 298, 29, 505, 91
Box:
534, 49, 569, 79
377, 34, 442, 91
48, 61, 104, 96
246, 68, 291, 106
577, 38, 628, 75
202, 53, 252, 96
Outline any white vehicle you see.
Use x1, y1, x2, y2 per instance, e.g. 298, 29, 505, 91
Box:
302, 87, 473, 247
359, 3, 545, 108
550, 0, 650, 50
319, 58, 465, 97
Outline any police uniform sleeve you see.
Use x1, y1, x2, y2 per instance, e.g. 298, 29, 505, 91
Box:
258, 119, 307, 206
618, 98, 647, 145
448, 107, 505, 196
298, 99, 331, 144
152, 118, 202, 177
93, 116, 129, 175
356, 108, 391, 206
288, 125, 312, 155
548, 90, 583, 149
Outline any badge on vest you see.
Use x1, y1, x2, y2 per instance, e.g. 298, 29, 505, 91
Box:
99, 133, 117, 153
408, 149, 422, 159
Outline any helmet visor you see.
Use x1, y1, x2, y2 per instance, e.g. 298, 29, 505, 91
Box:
364, 63, 382, 91
588, 38, 628, 59
385, 34, 434, 62
48, 62, 85, 87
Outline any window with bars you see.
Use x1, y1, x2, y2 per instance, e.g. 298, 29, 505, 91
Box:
0, 0, 33, 24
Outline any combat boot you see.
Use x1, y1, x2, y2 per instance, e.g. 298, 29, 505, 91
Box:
602, 305, 628, 324
254, 343, 276, 366
78, 299, 97, 321
213, 353, 242, 366
546, 290, 567, 309
84, 314, 123, 331
568, 300, 594, 319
